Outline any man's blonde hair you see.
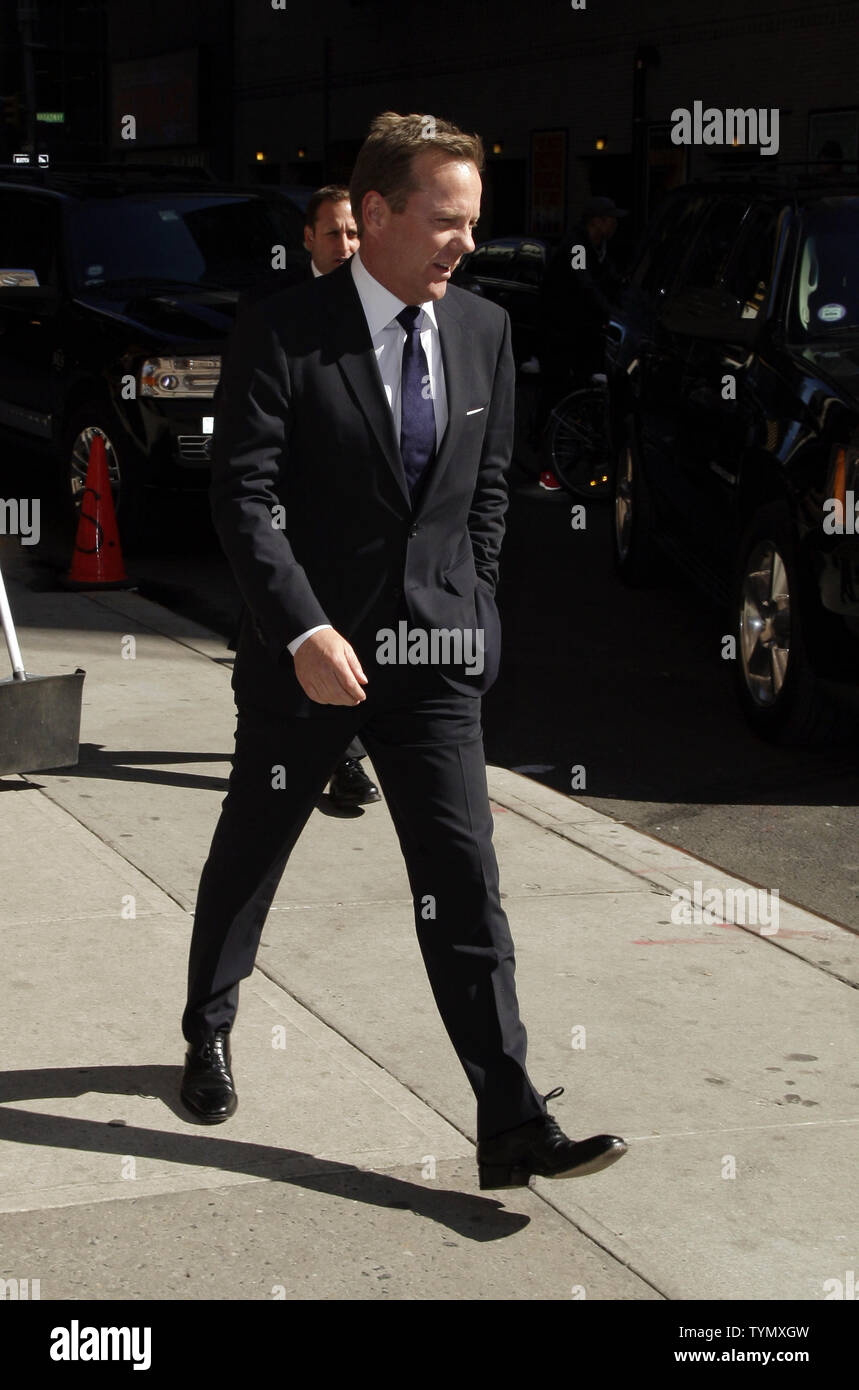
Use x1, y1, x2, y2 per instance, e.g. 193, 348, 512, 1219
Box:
349, 112, 484, 236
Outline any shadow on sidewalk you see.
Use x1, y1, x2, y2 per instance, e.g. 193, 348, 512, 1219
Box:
0, 747, 231, 795
0, 1065, 526, 1240
10, 744, 379, 817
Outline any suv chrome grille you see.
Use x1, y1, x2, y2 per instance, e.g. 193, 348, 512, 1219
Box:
177, 435, 212, 464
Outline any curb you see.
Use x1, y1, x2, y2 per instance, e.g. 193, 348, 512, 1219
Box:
72, 584, 857, 988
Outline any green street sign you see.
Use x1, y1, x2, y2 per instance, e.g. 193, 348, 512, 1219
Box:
36, 112, 64, 123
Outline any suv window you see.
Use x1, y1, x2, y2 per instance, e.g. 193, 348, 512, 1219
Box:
0, 191, 62, 287
791, 198, 859, 339
511, 241, 545, 287
65, 192, 305, 290
466, 243, 517, 281
634, 194, 707, 298
673, 197, 750, 296
722, 204, 779, 318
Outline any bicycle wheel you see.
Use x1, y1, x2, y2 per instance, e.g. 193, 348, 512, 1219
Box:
546, 387, 612, 499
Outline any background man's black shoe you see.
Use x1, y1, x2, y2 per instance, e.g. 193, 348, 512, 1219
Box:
477, 1087, 627, 1189
181, 1028, 237, 1123
328, 758, 381, 807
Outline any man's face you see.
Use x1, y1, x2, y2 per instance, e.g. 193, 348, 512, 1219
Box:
360, 151, 481, 304
304, 199, 359, 275
593, 215, 618, 242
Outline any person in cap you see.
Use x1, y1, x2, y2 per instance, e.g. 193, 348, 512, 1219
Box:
535, 196, 627, 489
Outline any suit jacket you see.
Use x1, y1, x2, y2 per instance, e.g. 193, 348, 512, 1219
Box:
239, 257, 313, 306
211, 257, 515, 716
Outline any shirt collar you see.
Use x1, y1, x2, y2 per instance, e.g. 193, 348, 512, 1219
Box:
350, 249, 439, 336
310, 259, 322, 278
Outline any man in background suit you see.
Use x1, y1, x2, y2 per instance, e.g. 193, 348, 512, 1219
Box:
300, 185, 381, 809
180, 112, 627, 1190
303, 184, 358, 276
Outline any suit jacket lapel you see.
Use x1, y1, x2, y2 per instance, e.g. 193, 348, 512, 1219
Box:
325, 263, 411, 507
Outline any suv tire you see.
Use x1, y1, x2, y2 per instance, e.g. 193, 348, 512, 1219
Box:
612, 418, 659, 586
732, 501, 839, 745
61, 403, 146, 552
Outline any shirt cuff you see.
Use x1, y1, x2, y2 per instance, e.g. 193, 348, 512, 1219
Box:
287, 623, 333, 656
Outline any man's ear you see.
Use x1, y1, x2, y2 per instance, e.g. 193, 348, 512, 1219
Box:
303, 224, 314, 252
362, 191, 386, 235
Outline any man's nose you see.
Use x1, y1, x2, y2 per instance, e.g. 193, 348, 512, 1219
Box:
452, 227, 476, 257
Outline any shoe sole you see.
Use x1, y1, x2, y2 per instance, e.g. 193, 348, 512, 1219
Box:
180, 1092, 238, 1124
478, 1140, 627, 1190
544, 1140, 628, 1180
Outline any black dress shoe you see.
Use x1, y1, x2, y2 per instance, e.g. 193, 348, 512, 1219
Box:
181, 1028, 237, 1123
477, 1087, 627, 1189
328, 758, 381, 807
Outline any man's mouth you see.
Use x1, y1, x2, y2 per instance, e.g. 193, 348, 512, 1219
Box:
432, 261, 455, 277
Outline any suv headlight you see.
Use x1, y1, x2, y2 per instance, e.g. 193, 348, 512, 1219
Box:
140, 355, 221, 397
824, 438, 859, 533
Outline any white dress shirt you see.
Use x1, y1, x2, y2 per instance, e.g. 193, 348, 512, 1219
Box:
287, 249, 448, 655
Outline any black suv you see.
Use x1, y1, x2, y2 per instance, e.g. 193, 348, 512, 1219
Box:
605, 178, 859, 744
452, 236, 549, 364
0, 165, 308, 541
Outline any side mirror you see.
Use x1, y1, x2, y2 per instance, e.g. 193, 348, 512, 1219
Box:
0, 268, 40, 288
0, 279, 60, 315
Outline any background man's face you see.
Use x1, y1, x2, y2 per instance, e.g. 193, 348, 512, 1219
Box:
592, 214, 618, 243
304, 199, 359, 274
361, 151, 481, 304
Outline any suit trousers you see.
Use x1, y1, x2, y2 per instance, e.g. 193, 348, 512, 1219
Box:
182, 659, 547, 1140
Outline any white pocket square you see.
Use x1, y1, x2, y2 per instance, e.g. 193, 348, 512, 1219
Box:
466, 406, 485, 416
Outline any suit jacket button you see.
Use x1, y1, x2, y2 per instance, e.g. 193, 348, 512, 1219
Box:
408, 525, 418, 538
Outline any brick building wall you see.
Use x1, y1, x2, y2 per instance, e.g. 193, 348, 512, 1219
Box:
104, 0, 859, 232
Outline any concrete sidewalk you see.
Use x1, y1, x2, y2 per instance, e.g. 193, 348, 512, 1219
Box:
0, 564, 855, 1301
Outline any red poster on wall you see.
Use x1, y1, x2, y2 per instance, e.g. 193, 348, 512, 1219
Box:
110, 50, 199, 149
531, 129, 567, 237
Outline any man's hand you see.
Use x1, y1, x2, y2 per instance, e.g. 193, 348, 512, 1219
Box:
293, 628, 368, 705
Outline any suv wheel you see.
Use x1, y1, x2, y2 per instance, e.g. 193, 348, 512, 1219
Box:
612, 421, 658, 585
62, 404, 145, 551
733, 502, 837, 744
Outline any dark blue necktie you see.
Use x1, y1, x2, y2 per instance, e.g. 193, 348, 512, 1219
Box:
396, 305, 436, 501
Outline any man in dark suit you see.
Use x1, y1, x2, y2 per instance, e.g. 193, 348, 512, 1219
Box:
180, 112, 627, 1189
302, 184, 358, 276
298, 184, 381, 808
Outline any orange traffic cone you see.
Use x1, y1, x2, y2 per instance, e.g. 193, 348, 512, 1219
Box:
64, 433, 132, 589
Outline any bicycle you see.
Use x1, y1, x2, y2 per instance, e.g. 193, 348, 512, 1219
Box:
543, 372, 612, 500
